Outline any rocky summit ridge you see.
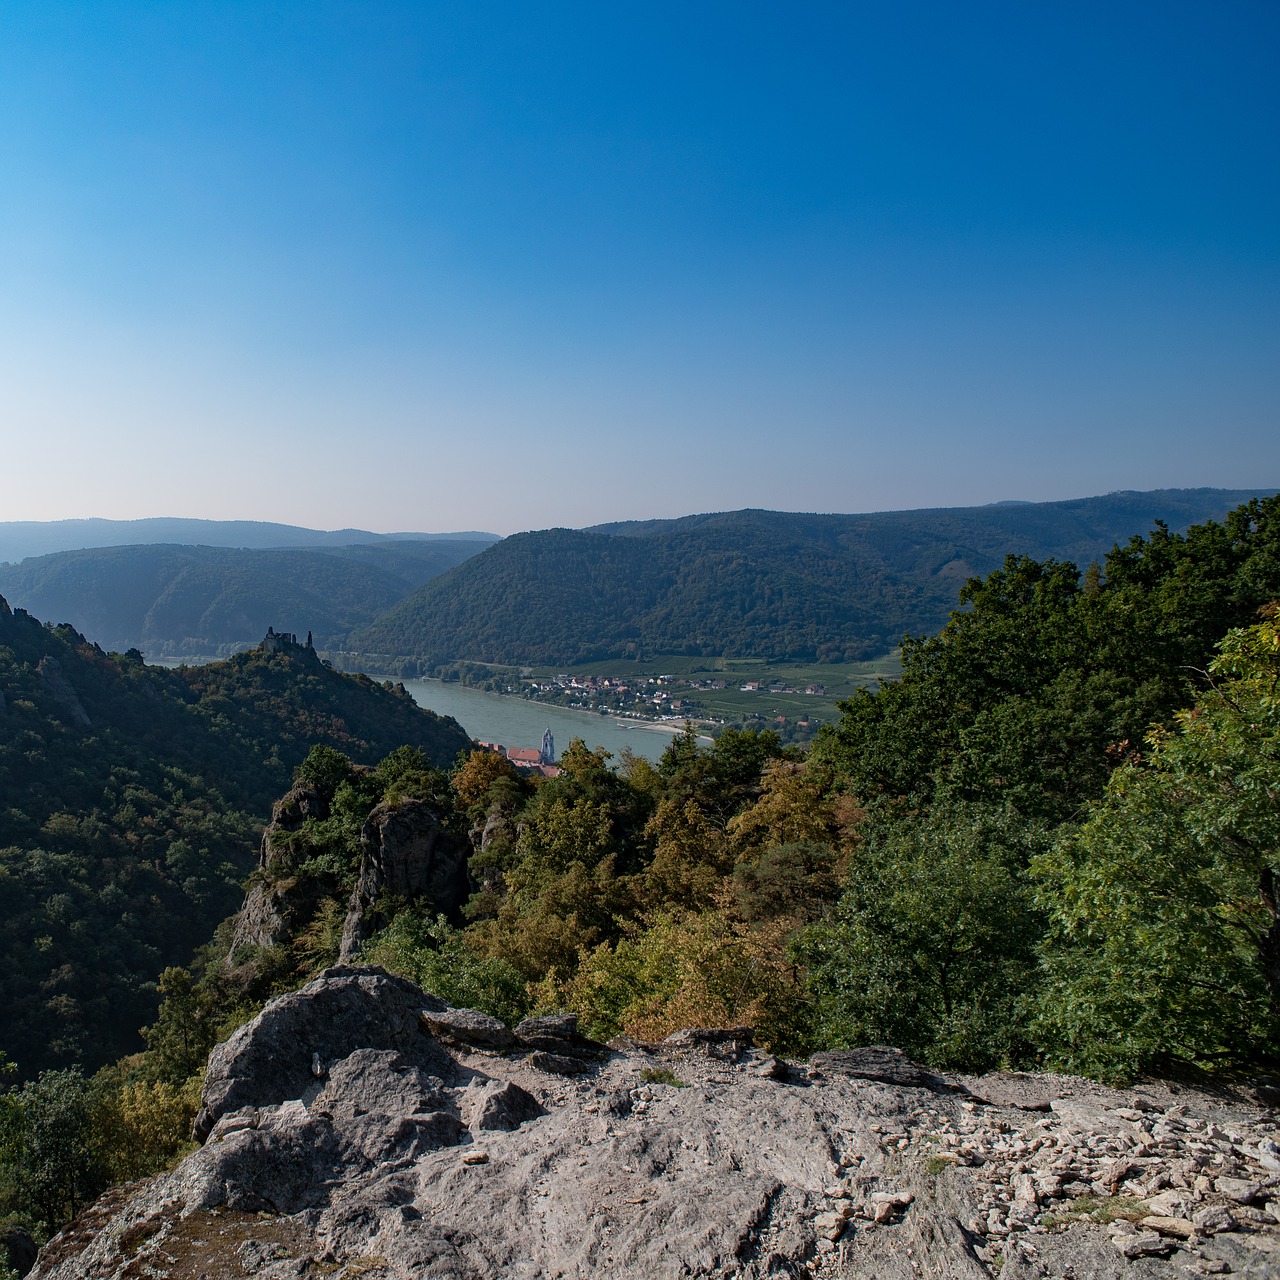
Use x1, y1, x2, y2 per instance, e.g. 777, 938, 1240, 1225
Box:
30, 967, 1280, 1280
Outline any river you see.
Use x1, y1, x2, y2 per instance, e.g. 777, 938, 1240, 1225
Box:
390, 678, 690, 763
148, 655, 699, 762
149, 656, 689, 762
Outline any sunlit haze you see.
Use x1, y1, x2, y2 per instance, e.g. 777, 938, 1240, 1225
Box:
1, 2, 1277, 534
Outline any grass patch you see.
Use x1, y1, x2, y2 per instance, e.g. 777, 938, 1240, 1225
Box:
640, 1066, 685, 1088
922, 1155, 956, 1176
1040, 1194, 1148, 1230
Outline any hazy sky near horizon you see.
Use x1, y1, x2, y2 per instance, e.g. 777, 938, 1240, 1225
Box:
1, 2, 1277, 536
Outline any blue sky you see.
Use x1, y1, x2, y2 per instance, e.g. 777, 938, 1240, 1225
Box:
1, 1, 1276, 534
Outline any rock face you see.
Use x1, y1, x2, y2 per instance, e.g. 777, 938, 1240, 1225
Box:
194, 966, 451, 1142
226, 783, 331, 961
35, 655, 90, 725
30, 967, 1280, 1280
230, 787, 470, 971
338, 798, 470, 960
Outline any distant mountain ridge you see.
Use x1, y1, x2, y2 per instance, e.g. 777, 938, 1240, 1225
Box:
0, 517, 499, 564
353, 488, 1279, 667
0, 540, 493, 657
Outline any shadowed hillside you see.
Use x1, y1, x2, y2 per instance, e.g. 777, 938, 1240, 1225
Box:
352, 488, 1276, 666
0, 596, 471, 1076
0, 540, 493, 657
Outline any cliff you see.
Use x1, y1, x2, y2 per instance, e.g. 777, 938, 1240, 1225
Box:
29, 966, 1280, 1279
228, 779, 471, 976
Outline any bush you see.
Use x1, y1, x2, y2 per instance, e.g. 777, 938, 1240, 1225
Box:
365, 912, 532, 1027
548, 910, 812, 1052
799, 800, 1046, 1072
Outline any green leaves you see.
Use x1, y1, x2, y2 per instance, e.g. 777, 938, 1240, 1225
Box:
800, 800, 1047, 1071
1033, 612, 1280, 1080
816, 497, 1280, 822
366, 913, 531, 1029
0, 1068, 104, 1230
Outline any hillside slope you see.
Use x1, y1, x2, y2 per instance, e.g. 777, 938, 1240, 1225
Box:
0, 540, 492, 657
353, 488, 1276, 665
0, 597, 471, 1075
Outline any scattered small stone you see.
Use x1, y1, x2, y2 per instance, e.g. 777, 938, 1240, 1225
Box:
1258, 1138, 1280, 1172
1233, 1204, 1277, 1225
752, 1055, 789, 1080
869, 1191, 913, 1209
813, 1212, 847, 1241
1191, 1205, 1239, 1234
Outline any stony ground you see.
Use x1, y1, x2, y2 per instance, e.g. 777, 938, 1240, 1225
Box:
28, 968, 1280, 1279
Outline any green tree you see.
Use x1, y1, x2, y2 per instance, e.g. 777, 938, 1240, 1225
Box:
294, 743, 357, 796
548, 909, 811, 1051
814, 497, 1280, 822
1033, 611, 1280, 1080
0, 1068, 104, 1229
366, 912, 531, 1027
451, 748, 522, 815
139, 967, 219, 1085
800, 800, 1047, 1071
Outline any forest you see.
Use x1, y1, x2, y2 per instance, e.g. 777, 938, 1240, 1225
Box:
2, 494, 1279, 1252
0, 606, 470, 1081
352, 489, 1272, 667
0, 538, 492, 658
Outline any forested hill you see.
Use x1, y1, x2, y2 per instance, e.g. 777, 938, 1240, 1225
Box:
0, 596, 472, 1076
0, 539, 492, 657
352, 487, 1276, 666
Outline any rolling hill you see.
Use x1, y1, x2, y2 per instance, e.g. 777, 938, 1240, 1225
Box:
0, 517, 498, 564
351, 488, 1279, 666
0, 540, 493, 657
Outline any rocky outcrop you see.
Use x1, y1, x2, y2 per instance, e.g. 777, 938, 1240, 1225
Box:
810, 1046, 954, 1092
194, 966, 451, 1142
226, 783, 331, 962
338, 798, 470, 961
227, 782, 470, 983
35, 655, 89, 725
29, 967, 1280, 1280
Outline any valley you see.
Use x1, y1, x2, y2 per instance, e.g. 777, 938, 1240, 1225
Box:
3, 491, 1268, 676
3, 490, 1280, 1278
370, 654, 906, 746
